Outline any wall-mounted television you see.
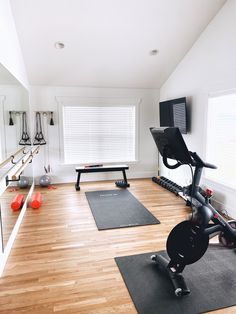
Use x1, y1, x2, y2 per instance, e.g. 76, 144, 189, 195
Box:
159, 97, 188, 134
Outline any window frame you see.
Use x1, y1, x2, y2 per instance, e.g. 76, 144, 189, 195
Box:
56, 96, 140, 165
204, 89, 236, 190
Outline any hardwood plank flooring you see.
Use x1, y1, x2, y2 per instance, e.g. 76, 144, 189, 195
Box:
0, 186, 31, 247
0, 179, 235, 313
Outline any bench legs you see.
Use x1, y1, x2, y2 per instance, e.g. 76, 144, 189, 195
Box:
122, 170, 130, 187
75, 172, 81, 191
75, 169, 130, 190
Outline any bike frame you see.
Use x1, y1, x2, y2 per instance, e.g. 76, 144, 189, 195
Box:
189, 164, 236, 238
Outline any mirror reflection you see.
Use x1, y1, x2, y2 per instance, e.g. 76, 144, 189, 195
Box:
0, 63, 32, 252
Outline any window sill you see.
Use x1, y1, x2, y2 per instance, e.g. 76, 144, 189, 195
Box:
203, 176, 236, 192
59, 160, 140, 167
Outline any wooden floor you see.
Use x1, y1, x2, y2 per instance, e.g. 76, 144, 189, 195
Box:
1, 186, 31, 247
0, 179, 235, 314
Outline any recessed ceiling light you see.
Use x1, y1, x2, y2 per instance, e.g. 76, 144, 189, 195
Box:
54, 42, 65, 49
149, 49, 159, 56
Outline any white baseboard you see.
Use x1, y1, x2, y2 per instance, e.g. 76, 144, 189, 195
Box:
211, 198, 236, 218
35, 171, 157, 185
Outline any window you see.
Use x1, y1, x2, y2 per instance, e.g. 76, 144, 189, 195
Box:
62, 104, 136, 164
205, 92, 236, 189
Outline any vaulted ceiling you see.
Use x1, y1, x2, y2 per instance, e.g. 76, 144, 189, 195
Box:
0, 63, 21, 85
10, 0, 226, 88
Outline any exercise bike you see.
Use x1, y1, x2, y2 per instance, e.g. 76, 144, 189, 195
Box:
150, 127, 236, 297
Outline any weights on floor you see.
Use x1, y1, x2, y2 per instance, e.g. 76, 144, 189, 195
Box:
115, 180, 130, 188
152, 176, 183, 195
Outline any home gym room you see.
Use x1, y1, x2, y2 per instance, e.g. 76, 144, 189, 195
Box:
0, 0, 236, 313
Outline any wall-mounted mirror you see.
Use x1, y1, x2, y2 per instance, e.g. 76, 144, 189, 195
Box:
0, 63, 32, 252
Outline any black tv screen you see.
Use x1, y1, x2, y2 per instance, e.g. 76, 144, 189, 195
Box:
159, 97, 187, 134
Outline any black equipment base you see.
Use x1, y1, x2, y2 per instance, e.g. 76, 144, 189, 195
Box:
115, 247, 236, 314
75, 164, 130, 190
85, 189, 160, 230
151, 254, 190, 297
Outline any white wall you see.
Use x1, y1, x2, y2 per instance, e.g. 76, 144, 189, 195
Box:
159, 0, 236, 217
0, 0, 28, 88
0, 85, 28, 197
30, 86, 159, 184
0, 85, 29, 159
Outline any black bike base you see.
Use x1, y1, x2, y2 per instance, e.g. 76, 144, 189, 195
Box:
151, 254, 190, 297
115, 247, 236, 314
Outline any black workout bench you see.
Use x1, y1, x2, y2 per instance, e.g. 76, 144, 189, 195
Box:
75, 164, 130, 190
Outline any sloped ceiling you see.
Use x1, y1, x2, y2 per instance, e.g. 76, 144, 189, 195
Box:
10, 0, 226, 88
0, 63, 21, 85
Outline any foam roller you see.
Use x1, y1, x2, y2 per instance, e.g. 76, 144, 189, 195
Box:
31, 192, 42, 209
11, 194, 24, 211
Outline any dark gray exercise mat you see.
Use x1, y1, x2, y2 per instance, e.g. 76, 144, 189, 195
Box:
85, 189, 160, 230
115, 246, 236, 314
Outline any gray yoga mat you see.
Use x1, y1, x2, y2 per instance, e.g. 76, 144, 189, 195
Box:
115, 246, 236, 314
85, 189, 160, 230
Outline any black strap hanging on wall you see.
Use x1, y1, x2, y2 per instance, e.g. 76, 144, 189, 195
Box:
49, 111, 54, 125
33, 112, 46, 145
9, 111, 14, 125
19, 112, 31, 145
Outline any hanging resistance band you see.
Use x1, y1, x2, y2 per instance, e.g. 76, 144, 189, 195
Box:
19, 112, 31, 146
33, 112, 46, 145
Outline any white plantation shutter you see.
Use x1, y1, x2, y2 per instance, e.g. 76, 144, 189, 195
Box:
62, 105, 136, 164
206, 92, 236, 189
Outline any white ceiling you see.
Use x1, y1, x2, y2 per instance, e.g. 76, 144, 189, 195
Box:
10, 0, 226, 89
